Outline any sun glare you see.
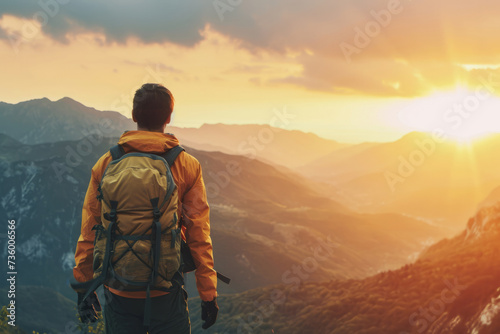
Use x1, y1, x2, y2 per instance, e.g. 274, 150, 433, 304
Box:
395, 88, 500, 144
446, 128, 491, 145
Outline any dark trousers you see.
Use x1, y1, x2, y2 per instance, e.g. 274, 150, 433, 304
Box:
104, 287, 191, 334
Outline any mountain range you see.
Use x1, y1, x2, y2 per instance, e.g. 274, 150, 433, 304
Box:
0, 97, 345, 168
4, 97, 500, 233
300, 131, 500, 230
0, 131, 444, 300
0, 97, 134, 144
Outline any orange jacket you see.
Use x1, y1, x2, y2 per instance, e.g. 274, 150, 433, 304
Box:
73, 130, 217, 301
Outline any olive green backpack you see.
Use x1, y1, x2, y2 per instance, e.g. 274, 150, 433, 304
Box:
71, 144, 230, 325
72, 145, 185, 325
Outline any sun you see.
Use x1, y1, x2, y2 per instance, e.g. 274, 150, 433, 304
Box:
439, 109, 499, 145
394, 88, 500, 144
444, 127, 491, 145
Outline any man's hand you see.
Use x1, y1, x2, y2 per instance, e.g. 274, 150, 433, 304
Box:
77, 291, 102, 323
201, 297, 219, 329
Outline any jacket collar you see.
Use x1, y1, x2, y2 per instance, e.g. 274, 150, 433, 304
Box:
117, 130, 180, 153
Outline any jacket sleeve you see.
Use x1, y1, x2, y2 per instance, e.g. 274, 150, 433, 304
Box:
73, 163, 103, 283
182, 160, 218, 301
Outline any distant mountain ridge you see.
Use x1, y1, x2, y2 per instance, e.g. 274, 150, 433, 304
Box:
0, 97, 347, 168
0, 97, 135, 144
302, 131, 500, 230
171, 123, 348, 168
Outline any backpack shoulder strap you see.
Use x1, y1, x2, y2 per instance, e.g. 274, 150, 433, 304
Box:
110, 144, 126, 161
161, 145, 185, 167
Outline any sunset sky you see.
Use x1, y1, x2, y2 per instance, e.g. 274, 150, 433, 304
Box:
1, 0, 500, 143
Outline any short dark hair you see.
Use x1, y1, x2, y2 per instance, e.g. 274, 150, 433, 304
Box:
132, 83, 174, 130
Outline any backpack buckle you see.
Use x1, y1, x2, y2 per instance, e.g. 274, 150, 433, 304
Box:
153, 208, 161, 220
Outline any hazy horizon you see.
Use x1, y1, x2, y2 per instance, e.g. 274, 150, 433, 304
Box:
4, 95, 500, 145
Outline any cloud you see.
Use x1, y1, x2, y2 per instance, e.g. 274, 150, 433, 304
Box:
0, 0, 211, 46
275, 56, 500, 97
273, 55, 430, 96
2, 0, 500, 97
